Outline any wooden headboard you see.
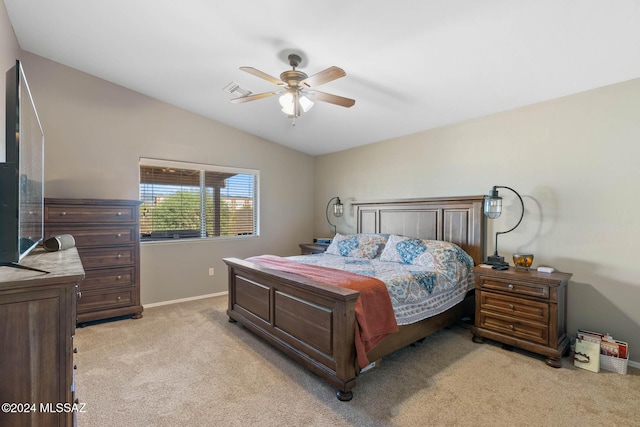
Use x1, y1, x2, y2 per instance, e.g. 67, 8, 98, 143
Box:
352, 196, 486, 265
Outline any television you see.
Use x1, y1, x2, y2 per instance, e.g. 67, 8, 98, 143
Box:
0, 60, 45, 272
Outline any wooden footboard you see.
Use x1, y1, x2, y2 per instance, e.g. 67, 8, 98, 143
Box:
224, 257, 360, 400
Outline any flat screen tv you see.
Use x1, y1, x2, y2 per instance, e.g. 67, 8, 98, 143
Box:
0, 60, 45, 272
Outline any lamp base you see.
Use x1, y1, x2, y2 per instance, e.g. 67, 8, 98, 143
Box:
485, 254, 509, 267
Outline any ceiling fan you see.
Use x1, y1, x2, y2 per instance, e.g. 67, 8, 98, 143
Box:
231, 54, 355, 121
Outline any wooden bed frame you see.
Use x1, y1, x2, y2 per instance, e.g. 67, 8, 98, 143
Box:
224, 196, 486, 401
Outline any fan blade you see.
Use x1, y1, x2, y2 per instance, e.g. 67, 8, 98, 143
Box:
240, 67, 285, 86
230, 92, 278, 104
300, 66, 346, 88
313, 91, 355, 108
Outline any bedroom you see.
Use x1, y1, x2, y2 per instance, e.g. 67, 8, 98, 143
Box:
1, 1, 639, 425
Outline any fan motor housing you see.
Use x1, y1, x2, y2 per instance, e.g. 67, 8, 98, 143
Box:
280, 70, 307, 87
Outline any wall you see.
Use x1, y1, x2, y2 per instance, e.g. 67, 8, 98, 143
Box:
315, 79, 640, 364
17, 52, 315, 305
0, 2, 20, 161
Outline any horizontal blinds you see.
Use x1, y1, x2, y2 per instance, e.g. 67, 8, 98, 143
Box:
139, 162, 258, 240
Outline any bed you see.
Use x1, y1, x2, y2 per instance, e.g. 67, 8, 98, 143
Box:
224, 196, 485, 401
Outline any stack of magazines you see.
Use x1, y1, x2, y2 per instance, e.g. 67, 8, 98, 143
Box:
575, 329, 629, 374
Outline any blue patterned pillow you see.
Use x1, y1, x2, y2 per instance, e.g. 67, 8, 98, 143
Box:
325, 233, 387, 259
380, 234, 436, 266
380, 235, 474, 271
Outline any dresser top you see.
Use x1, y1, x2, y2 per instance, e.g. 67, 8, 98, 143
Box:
0, 247, 85, 290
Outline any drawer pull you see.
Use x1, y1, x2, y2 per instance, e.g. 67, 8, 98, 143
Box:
116, 212, 122, 216
77, 291, 82, 299
508, 324, 514, 330
116, 296, 122, 301
508, 304, 514, 310
74, 347, 78, 353
116, 233, 122, 238
508, 284, 514, 290
116, 275, 122, 280
60, 211, 67, 216
117, 254, 122, 259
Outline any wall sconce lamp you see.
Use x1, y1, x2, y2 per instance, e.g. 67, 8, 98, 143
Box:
483, 186, 524, 267
326, 196, 343, 235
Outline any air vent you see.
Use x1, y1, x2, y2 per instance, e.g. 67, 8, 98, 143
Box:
223, 81, 252, 98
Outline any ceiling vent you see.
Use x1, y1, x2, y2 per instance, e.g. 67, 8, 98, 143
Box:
223, 81, 252, 98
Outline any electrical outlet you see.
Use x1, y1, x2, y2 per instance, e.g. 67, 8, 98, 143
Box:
208, 267, 215, 276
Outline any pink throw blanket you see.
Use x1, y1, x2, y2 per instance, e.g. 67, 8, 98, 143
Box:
246, 255, 399, 369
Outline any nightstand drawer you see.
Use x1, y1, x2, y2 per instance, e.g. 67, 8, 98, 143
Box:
478, 311, 548, 345
479, 291, 549, 324
480, 278, 549, 300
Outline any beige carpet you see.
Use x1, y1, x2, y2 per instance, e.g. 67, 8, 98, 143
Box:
75, 296, 640, 427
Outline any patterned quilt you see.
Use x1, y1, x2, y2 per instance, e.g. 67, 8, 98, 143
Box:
287, 252, 474, 326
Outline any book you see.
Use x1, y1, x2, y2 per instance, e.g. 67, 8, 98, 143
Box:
574, 338, 600, 372
577, 329, 604, 343
600, 340, 619, 357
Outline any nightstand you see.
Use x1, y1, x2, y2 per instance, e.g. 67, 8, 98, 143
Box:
299, 243, 328, 255
470, 266, 573, 368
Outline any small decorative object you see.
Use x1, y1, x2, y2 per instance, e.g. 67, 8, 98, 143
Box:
482, 185, 524, 267
513, 253, 534, 269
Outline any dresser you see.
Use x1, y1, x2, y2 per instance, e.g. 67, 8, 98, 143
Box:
44, 198, 143, 324
470, 266, 573, 367
0, 248, 84, 427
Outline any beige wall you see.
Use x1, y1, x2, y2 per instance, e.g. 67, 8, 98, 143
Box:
17, 52, 315, 304
315, 78, 640, 364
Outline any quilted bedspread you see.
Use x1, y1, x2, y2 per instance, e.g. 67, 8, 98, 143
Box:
287, 253, 474, 325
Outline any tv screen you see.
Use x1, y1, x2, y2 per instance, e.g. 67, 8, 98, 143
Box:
1, 60, 44, 268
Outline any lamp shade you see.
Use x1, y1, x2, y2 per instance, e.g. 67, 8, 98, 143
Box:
326, 196, 343, 235
483, 187, 503, 219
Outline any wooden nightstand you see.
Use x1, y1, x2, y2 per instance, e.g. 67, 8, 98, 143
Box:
299, 243, 329, 255
470, 266, 573, 368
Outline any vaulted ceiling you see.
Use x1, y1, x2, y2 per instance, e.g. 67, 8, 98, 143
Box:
5, 0, 640, 155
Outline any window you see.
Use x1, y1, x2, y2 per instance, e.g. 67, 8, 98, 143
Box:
139, 158, 259, 241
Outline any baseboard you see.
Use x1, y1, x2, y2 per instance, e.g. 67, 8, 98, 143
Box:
628, 359, 640, 369
143, 291, 228, 309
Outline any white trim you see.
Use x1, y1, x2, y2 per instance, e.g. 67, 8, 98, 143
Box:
139, 157, 260, 176
628, 359, 640, 369
143, 291, 227, 309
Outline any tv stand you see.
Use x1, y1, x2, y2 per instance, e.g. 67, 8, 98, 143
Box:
0, 261, 50, 274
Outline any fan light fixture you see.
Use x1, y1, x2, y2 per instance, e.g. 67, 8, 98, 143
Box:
279, 90, 314, 117
483, 186, 524, 267
231, 53, 355, 125
326, 196, 343, 236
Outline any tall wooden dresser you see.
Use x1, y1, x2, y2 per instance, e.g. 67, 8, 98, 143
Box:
0, 248, 84, 427
44, 198, 143, 324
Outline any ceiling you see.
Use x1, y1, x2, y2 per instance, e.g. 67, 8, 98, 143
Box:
4, 1, 640, 156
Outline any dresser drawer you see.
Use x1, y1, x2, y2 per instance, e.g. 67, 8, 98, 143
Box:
47, 226, 136, 247
478, 311, 549, 346
77, 247, 136, 269
77, 287, 135, 313
45, 205, 136, 223
479, 278, 549, 300
81, 267, 135, 291
479, 291, 549, 324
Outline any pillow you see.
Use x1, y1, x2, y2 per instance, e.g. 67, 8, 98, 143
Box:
380, 234, 474, 270
325, 233, 387, 259
379, 234, 435, 267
